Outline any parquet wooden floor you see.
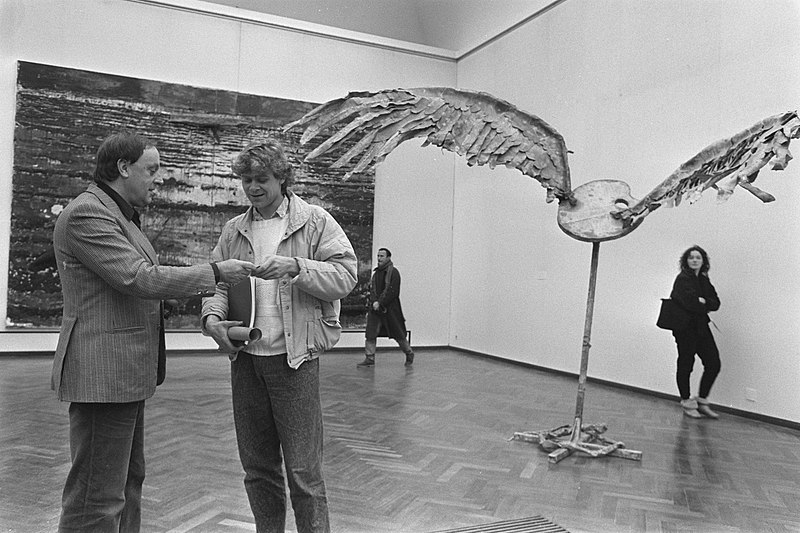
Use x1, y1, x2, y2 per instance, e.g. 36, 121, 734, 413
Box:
1, 349, 798, 533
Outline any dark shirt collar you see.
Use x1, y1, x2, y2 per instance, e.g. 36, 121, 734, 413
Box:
96, 180, 141, 228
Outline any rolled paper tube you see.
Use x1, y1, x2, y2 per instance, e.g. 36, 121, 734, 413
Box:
228, 326, 263, 343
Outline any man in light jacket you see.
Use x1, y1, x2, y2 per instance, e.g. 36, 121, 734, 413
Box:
52, 131, 254, 532
202, 138, 357, 533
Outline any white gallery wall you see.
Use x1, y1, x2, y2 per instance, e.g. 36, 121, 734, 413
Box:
1, 0, 798, 425
0, 0, 456, 351
452, 0, 800, 423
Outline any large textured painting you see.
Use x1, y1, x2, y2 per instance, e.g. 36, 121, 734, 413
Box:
8, 61, 373, 330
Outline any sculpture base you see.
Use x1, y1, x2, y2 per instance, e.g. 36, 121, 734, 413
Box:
512, 417, 642, 464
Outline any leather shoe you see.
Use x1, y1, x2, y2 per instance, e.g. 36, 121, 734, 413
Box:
680, 398, 702, 419
357, 356, 375, 367
696, 397, 719, 419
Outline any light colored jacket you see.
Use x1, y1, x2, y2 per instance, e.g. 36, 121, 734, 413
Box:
202, 192, 357, 368
52, 183, 217, 402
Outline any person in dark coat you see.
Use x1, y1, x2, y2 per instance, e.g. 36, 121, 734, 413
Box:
669, 245, 721, 419
357, 248, 415, 367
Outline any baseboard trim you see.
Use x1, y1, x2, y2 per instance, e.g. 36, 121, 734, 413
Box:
449, 346, 800, 432
5, 346, 797, 430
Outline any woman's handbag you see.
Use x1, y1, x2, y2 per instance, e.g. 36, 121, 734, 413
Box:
656, 298, 690, 331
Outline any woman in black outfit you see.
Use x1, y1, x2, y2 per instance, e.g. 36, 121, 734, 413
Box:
670, 245, 721, 418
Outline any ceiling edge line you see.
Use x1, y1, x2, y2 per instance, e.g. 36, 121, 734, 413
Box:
456, 0, 570, 61
126, 0, 459, 62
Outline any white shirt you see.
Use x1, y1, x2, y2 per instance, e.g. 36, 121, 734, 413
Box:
247, 197, 290, 356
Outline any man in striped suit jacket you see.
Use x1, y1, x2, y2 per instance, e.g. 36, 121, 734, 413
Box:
52, 131, 254, 532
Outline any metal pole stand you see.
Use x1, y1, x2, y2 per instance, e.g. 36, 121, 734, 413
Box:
512, 242, 642, 464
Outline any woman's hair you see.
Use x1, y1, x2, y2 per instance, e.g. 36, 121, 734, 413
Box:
231, 138, 295, 194
94, 131, 154, 182
679, 245, 710, 275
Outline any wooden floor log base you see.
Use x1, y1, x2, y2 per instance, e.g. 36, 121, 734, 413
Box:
523, 241, 640, 465
513, 417, 643, 464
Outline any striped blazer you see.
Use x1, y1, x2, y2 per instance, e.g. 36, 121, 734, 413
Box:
52, 183, 217, 402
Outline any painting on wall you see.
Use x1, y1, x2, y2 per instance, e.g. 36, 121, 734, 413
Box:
8, 61, 374, 330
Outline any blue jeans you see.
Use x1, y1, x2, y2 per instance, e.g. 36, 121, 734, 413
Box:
59, 401, 145, 532
231, 353, 329, 533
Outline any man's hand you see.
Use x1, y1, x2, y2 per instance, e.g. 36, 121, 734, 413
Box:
372, 301, 380, 311
253, 256, 300, 280
163, 299, 181, 319
216, 259, 255, 284
205, 315, 243, 353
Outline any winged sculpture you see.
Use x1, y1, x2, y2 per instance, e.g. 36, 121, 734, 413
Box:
284, 87, 799, 463
284, 87, 799, 243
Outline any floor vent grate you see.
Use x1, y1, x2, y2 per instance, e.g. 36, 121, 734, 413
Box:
431, 515, 569, 533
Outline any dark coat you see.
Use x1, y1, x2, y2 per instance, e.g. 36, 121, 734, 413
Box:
365, 261, 406, 340
669, 270, 720, 331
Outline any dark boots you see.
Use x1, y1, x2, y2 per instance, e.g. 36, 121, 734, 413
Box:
356, 355, 375, 367
357, 353, 414, 367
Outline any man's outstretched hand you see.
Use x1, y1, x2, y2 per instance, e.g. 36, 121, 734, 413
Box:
216, 259, 255, 285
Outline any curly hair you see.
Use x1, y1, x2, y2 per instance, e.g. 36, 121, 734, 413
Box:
679, 245, 710, 275
231, 138, 295, 194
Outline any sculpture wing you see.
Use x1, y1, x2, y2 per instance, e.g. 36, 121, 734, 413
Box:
616, 111, 800, 228
283, 87, 573, 203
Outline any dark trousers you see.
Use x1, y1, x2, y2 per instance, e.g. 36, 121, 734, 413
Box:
364, 337, 413, 357
674, 322, 721, 400
59, 401, 145, 533
231, 353, 330, 533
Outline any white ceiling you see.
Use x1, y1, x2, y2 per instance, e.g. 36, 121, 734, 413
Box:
200, 0, 558, 52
